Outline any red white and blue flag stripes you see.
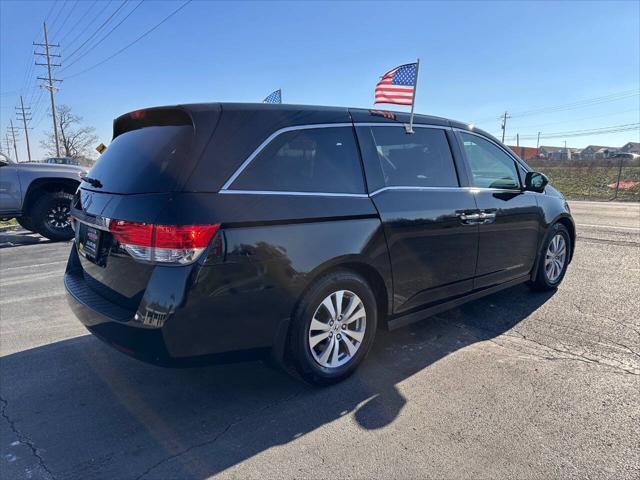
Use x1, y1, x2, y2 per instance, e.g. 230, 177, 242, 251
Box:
374, 62, 418, 106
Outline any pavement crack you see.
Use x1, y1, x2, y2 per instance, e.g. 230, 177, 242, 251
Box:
134, 389, 306, 480
0, 395, 56, 480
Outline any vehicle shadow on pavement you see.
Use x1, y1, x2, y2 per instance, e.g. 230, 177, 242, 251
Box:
0, 285, 554, 479
0, 230, 53, 248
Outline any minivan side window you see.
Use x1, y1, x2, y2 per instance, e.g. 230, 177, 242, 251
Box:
459, 132, 521, 190
367, 127, 459, 188
231, 127, 365, 194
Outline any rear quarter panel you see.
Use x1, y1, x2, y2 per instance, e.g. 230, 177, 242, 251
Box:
161, 194, 392, 357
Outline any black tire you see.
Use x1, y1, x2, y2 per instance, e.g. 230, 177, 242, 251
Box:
16, 216, 35, 232
288, 270, 378, 386
530, 223, 571, 291
30, 191, 74, 241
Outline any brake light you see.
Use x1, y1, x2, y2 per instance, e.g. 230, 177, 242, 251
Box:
109, 220, 220, 264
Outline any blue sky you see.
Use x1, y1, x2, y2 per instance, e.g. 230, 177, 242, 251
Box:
1, 0, 639, 161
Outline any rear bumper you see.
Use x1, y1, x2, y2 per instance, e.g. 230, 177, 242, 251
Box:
64, 247, 273, 366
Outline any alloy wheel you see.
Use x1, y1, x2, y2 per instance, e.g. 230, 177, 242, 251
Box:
544, 234, 567, 283
308, 289, 367, 368
46, 202, 71, 230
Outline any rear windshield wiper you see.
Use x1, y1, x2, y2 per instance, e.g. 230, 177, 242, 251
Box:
81, 175, 103, 188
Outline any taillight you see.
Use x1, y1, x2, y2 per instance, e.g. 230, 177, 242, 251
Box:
109, 220, 220, 265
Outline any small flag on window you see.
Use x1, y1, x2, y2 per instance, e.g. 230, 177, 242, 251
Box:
374, 63, 418, 106
263, 89, 282, 104
374, 60, 420, 133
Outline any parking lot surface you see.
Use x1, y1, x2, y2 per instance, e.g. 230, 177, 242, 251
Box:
1, 200, 639, 480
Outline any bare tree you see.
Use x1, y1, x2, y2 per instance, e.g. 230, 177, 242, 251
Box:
40, 105, 98, 162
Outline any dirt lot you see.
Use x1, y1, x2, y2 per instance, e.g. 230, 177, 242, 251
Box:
0, 201, 638, 479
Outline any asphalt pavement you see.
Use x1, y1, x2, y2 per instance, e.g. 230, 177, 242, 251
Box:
1, 200, 639, 480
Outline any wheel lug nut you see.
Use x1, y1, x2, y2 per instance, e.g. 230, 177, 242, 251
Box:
329, 332, 333, 337
341, 324, 346, 330
337, 334, 341, 340
329, 320, 334, 326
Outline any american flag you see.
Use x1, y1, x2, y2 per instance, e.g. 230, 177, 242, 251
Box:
374, 63, 417, 106
263, 89, 282, 104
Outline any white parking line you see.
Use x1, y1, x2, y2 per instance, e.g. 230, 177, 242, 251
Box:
2, 260, 67, 271
576, 223, 640, 231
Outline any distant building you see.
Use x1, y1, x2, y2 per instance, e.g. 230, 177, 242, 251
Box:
619, 142, 640, 154
538, 146, 577, 160
580, 145, 617, 160
507, 145, 539, 161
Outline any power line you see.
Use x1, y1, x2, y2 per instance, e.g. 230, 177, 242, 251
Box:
64, 1, 128, 63
510, 89, 640, 118
65, 0, 193, 79
62, 0, 114, 55
504, 122, 640, 142
506, 108, 640, 130
57, 0, 100, 45
473, 89, 640, 124
50, 0, 81, 40
47, 0, 69, 35
61, 0, 145, 73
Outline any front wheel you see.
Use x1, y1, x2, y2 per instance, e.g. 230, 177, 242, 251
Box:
288, 270, 378, 385
30, 191, 74, 241
531, 223, 571, 291
16, 216, 35, 232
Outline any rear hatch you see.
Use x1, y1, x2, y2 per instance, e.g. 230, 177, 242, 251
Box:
71, 106, 220, 311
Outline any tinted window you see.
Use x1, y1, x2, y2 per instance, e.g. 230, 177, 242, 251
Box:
86, 125, 194, 194
460, 133, 520, 189
231, 127, 365, 193
368, 127, 458, 188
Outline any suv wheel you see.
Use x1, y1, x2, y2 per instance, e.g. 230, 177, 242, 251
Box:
31, 191, 74, 241
531, 223, 571, 290
16, 216, 35, 232
288, 270, 378, 385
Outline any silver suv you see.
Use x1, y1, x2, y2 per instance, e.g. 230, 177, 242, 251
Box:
0, 153, 85, 241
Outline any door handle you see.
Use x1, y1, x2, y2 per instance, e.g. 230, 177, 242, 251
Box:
457, 212, 481, 225
456, 210, 497, 225
478, 210, 497, 224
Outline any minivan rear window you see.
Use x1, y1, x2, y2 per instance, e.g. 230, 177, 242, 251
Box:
83, 125, 193, 194
230, 127, 365, 194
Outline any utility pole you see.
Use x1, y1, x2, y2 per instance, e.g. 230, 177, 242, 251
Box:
4, 134, 12, 159
34, 22, 62, 157
500, 111, 511, 143
536, 131, 541, 149
516, 133, 519, 147
7, 120, 20, 162
16, 96, 33, 162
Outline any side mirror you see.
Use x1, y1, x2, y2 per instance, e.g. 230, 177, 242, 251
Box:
525, 171, 548, 193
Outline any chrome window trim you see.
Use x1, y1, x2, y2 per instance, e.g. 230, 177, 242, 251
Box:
220, 122, 452, 193
368, 186, 531, 196
354, 122, 449, 130
218, 190, 369, 198
369, 186, 463, 196
220, 122, 354, 191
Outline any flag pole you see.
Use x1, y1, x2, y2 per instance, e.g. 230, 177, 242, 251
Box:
406, 58, 420, 134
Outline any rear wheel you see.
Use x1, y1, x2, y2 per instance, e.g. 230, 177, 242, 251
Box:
16, 216, 35, 232
288, 270, 378, 385
531, 223, 571, 290
30, 191, 74, 241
